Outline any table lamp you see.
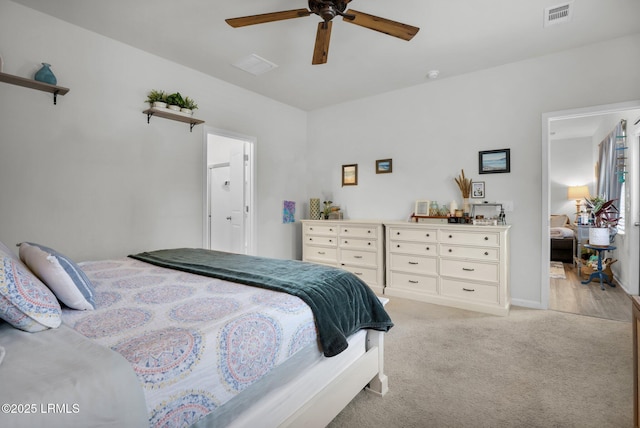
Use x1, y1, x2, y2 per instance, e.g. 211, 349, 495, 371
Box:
567, 185, 590, 223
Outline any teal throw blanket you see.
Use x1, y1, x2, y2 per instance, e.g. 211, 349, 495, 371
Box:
129, 248, 393, 357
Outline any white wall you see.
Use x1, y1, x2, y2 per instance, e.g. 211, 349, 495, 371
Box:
306, 34, 640, 307
0, 0, 307, 261
550, 137, 594, 218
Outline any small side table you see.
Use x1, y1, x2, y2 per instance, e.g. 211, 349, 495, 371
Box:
581, 244, 616, 290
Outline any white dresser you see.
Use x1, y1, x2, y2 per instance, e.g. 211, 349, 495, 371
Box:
301, 220, 385, 294
384, 222, 511, 316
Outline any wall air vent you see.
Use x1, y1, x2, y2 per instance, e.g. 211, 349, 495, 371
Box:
544, 2, 573, 27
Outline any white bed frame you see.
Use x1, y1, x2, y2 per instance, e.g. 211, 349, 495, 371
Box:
228, 329, 388, 428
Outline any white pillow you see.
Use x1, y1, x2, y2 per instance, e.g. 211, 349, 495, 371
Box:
19, 243, 95, 310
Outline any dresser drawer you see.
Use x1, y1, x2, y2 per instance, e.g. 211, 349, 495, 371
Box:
340, 249, 377, 266
440, 245, 498, 261
340, 226, 377, 238
440, 278, 499, 304
304, 224, 338, 236
304, 235, 337, 246
389, 254, 437, 275
389, 271, 438, 294
440, 259, 498, 283
303, 245, 337, 263
388, 227, 438, 243
440, 230, 500, 246
341, 265, 378, 284
389, 240, 437, 256
340, 238, 377, 251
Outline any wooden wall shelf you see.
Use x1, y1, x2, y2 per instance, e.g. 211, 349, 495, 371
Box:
143, 107, 205, 132
0, 71, 69, 105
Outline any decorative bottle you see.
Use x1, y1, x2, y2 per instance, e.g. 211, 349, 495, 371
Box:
34, 63, 57, 85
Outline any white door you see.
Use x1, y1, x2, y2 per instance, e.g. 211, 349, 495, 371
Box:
205, 129, 255, 255
229, 143, 246, 253
209, 165, 232, 252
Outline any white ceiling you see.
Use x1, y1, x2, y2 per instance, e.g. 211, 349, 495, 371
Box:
11, 0, 640, 111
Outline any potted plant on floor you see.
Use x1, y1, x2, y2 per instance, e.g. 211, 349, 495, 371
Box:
584, 196, 621, 246
145, 89, 167, 109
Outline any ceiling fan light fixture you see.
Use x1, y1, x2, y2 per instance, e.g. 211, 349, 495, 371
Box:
232, 54, 278, 76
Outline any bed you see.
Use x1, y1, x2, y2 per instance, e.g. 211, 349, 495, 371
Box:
550, 214, 576, 264
0, 242, 392, 428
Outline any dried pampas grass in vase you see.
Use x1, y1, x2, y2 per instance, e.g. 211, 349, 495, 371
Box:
454, 169, 472, 214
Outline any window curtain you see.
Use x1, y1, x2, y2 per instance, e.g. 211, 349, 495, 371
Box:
596, 120, 626, 205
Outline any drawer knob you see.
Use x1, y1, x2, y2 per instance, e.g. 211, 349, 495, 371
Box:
309, 238, 313, 241
426, 233, 430, 237
426, 247, 430, 251
396, 244, 401, 248
318, 251, 325, 255
463, 288, 475, 292
448, 249, 452, 253
408, 261, 419, 265
354, 255, 363, 259
484, 236, 489, 240
329, 239, 333, 243
484, 251, 489, 256
462, 267, 475, 272
329, 228, 333, 232
344, 229, 348, 232
448, 234, 453, 239
368, 230, 372, 234
344, 240, 348, 244
396, 232, 401, 235
409, 280, 419, 284
368, 242, 372, 246
309, 227, 313, 231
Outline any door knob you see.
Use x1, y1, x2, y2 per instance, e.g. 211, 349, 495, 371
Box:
226, 216, 232, 220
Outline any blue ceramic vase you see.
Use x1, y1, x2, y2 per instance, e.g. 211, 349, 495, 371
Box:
34, 63, 57, 85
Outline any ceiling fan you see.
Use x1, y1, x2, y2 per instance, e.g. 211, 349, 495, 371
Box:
226, 0, 420, 65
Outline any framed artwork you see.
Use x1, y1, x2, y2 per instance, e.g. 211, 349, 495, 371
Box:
282, 200, 295, 224
376, 159, 393, 174
342, 164, 358, 186
471, 181, 485, 199
479, 149, 510, 174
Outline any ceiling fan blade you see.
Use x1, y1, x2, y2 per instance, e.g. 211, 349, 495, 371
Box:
226, 9, 311, 28
342, 9, 419, 41
312, 21, 332, 65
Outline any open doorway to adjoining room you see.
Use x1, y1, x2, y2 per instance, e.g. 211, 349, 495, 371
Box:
542, 101, 640, 321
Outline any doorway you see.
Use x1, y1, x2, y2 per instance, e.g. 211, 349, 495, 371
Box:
203, 127, 256, 255
542, 100, 640, 319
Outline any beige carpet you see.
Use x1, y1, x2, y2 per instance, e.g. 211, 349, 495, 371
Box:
328, 298, 632, 428
550, 261, 566, 279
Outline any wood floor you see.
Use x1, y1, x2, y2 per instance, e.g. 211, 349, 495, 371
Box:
550, 262, 632, 323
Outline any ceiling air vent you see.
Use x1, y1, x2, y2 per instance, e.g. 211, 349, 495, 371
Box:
232, 54, 278, 76
544, 2, 573, 27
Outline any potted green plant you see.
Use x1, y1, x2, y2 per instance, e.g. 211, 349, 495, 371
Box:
584, 196, 621, 246
181, 96, 198, 115
145, 89, 167, 109
165, 92, 184, 112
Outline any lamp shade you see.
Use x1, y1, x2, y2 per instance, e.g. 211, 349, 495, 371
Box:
567, 185, 590, 200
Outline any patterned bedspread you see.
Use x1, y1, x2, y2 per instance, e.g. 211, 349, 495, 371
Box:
61, 258, 318, 427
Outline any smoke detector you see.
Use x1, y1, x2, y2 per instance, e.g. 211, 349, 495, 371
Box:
544, 2, 573, 27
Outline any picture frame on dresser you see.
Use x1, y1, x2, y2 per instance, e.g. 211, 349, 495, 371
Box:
471, 181, 485, 198
342, 164, 358, 186
479, 149, 510, 174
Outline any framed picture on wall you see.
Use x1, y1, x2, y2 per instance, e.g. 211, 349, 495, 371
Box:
479, 149, 510, 174
471, 181, 485, 198
376, 159, 393, 174
342, 164, 358, 186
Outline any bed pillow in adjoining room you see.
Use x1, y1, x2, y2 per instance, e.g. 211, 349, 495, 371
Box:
18, 242, 96, 311
0, 255, 62, 332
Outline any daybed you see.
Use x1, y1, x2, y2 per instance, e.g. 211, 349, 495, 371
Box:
0, 242, 392, 428
550, 214, 576, 264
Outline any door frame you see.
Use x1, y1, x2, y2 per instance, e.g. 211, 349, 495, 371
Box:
541, 99, 640, 309
203, 126, 257, 255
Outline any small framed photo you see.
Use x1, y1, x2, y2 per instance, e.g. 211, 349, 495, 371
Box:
342, 164, 358, 186
479, 149, 510, 174
376, 159, 393, 174
414, 200, 430, 216
471, 181, 485, 199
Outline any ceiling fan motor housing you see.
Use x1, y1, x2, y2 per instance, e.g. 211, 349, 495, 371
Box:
309, 0, 349, 21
